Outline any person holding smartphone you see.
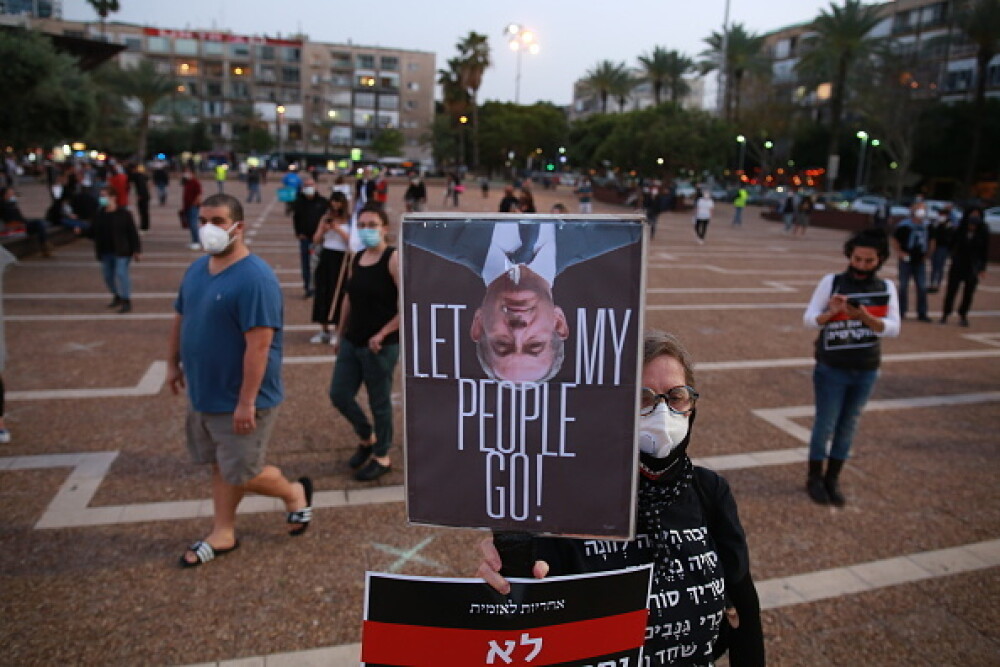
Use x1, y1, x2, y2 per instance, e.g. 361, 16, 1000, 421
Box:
802, 229, 901, 506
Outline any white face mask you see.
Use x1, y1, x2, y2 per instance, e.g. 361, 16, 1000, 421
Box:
914, 208, 926, 219
302, 186, 316, 196
199, 222, 238, 255
638, 403, 690, 458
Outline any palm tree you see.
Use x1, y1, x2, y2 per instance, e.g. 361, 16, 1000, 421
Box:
663, 51, 695, 103
795, 0, 883, 187
85, 0, 120, 38
582, 60, 629, 113
437, 58, 470, 166
456, 31, 491, 169
950, 0, 1000, 188
637, 47, 672, 105
114, 60, 177, 164
700, 24, 768, 122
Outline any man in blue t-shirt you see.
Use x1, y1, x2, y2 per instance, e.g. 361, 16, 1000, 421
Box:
167, 193, 314, 568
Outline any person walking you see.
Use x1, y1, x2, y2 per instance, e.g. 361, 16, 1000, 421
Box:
246, 166, 262, 203
928, 210, 956, 293
802, 229, 900, 506
310, 192, 351, 344
76, 187, 141, 313
181, 169, 202, 250
731, 185, 748, 226
574, 177, 593, 214
403, 174, 427, 213
168, 193, 312, 568
214, 163, 228, 193
152, 163, 169, 206
129, 163, 151, 232
329, 204, 400, 482
781, 190, 797, 233
693, 188, 713, 244
940, 207, 990, 327
892, 204, 934, 322
793, 193, 813, 237
291, 177, 328, 298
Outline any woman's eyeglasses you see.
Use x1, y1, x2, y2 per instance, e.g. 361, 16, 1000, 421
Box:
639, 386, 699, 416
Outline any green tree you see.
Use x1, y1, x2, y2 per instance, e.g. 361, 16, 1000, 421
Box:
638, 47, 693, 105
700, 24, 768, 122
456, 31, 491, 168
581, 60, 630, 113
0, 30, 96, 149
795, 0, 883, 187
85, 0, 120, 38
950, 0, 1000, 187
477, 102, 568, 175
112, 60, 177, 164
372, 128, 404, 157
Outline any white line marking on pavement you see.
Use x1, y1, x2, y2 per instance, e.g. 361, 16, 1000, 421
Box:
752, 391, 1000, 444
179, 538, 1000, 667
371, 537, 445, 573
698, 347, 1000, 370
8, 361, 167, 401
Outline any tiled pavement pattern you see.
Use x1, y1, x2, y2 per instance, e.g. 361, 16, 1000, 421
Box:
1, 176, 997, 665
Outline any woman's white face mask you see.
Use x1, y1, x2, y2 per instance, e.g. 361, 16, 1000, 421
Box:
638, 402, 690, 458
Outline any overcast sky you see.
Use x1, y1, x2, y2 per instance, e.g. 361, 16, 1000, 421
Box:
63, 0, 836, 106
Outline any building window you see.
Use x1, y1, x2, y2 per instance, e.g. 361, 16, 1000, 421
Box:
331, 126, 352, 145
379, 74, 399, 90
281, 67, 300, 84
405, 100, 418, 110
354, 92, 375, 108
330, 73, 351, 87
123, 37, 142, 51
231, 82, 250, 99
231, 43, 250, 57
282, 47, 301, 62
356, 54, 375, 69
257, 45, 275, 60
330, 51, 351, 68
147, 36, 169, 53
354, 128, 374, 145
175, 39, 198, 55
205, 62, 224, 78
945, 69, 973, 91
329, 90, 352, 105
257, 65, 276, 83
378, 94, 399, 110
354, 110, 374, 127
206, 82, 223, 98
380, 56, 399, 71
177, 62, 199, 77
407, 81, 420, 92
203, 40, 225, 56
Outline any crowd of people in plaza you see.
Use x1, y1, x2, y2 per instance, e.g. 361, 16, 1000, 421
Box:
0, 150, 992, 664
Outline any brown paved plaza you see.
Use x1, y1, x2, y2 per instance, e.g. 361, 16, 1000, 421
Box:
1, 174, 998, 665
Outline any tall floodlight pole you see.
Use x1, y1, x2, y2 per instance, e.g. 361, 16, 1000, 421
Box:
505, 24, 540, 104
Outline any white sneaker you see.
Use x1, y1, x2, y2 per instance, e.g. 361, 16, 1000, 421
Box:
329, 332, 339, 346
188, 243, 202, 250
310, 332, 331, 344
0, 429, 10, 444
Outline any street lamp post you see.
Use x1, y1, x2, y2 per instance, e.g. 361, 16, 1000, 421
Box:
276, 104, 286, 165
458, 115, 468, 168
855, 130, 869, 193
865, 138, 880, 191
736, 134, 746, 178
505, 24, 540, 104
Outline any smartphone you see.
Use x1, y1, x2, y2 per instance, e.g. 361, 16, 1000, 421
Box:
846, 298, 861, 308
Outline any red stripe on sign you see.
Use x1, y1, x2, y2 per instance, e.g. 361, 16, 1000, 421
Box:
361, 609, 648, 666
866, 305, 888, 317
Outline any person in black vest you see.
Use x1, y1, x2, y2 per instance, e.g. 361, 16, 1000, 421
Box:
940, 207, 990, 327
76, 187, 142, 313
478, 330, 766, 667
802, 229, 901, 505
128, 163, 151, 232
329, 204, 400, 482
291, 176, 328, 298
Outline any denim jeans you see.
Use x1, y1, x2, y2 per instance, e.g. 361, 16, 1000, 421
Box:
100, 254, 131, 299
298, 237, 312, 292
732, 206, 744, 226
187, 206, 201, 244
929, 247, 949, 288
808, 362, 879, 461
329, 339, 399, 457
897, 258, 928, 318
247, 183, 261, 203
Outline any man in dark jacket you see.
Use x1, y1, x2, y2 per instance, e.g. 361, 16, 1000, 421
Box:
129, 163, 152, 232
76, 187, 141, 313
292, 176, 328, 298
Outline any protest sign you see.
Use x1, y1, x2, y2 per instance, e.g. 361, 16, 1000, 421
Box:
401, 215, 646, 538
361, 565, 653, 666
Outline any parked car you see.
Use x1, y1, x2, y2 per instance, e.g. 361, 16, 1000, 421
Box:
812, 192, 849, 211
850, 195, 888, 215
709, 186, 730, 201
673, 180, 697, 199
985, 207, 1000, 234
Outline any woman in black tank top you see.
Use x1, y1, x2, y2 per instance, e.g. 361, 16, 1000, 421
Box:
329, 204, 400, 482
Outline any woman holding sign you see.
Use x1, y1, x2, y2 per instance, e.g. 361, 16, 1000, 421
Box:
328, 203, 400, 482
478, 330, 765, 667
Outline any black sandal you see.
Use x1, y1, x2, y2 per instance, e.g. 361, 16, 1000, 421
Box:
287, 476, 313, 536
179, 539, 240, 568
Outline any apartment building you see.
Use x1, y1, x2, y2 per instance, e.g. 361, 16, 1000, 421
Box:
763, 0, 999, 114
569, 75, 706, 121
4, 15, 435, 164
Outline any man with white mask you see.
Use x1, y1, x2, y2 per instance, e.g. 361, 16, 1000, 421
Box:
892, 199, 934, 322
167, 193, 313, 567
478, 330, 765, 667
291, 176, 328, 298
